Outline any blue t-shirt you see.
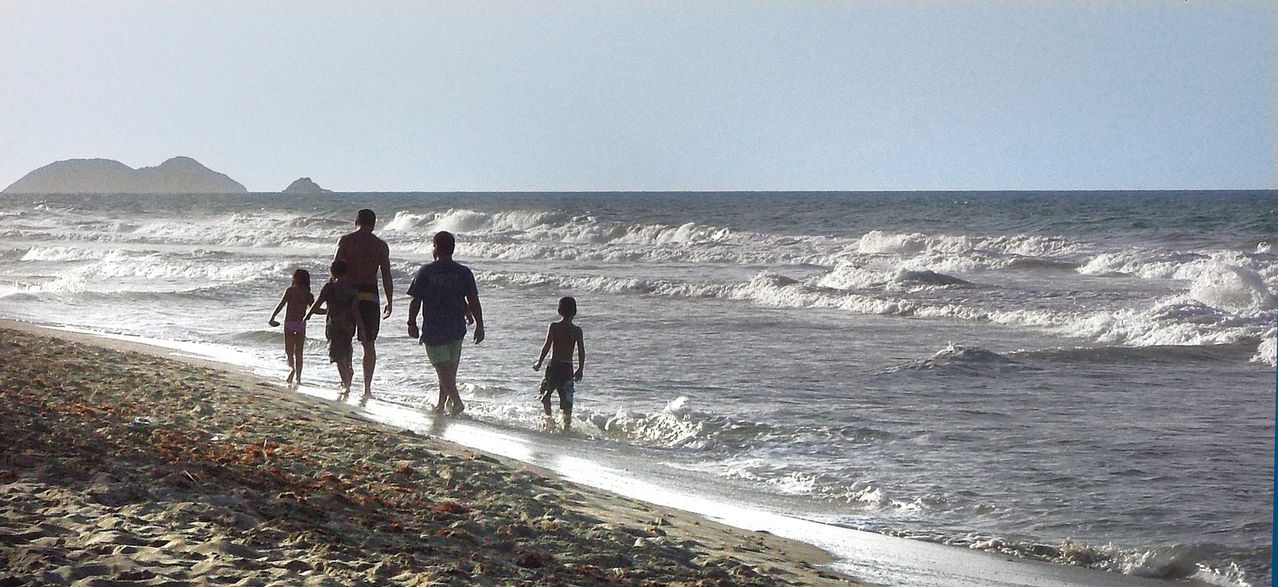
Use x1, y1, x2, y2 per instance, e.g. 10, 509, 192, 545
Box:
406, 259, 477, 346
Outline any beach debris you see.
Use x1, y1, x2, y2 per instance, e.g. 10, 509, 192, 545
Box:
393, 460, 415, 476
430, 501, 469, 516
514, 547, 556, 569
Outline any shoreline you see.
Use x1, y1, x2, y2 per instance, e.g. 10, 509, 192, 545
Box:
0, 319, 1218, 586
0, 320, 858, 586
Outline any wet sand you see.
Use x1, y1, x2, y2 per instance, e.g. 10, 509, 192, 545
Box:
0, 322, 861, 586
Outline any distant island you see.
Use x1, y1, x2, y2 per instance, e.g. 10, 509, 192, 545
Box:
282, 177, 331, 194
3, 157, 247, 194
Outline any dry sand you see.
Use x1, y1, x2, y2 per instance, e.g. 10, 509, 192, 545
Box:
0, 323, 864, 586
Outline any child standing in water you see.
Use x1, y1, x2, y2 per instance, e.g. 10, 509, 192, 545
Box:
533, 296, 586, 430
268, 269, 314, 386
306, 260, 362, 396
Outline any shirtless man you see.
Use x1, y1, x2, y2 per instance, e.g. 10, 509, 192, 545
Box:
334, 209, 392, 399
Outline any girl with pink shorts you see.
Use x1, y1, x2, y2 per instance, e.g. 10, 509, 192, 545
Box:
268, 269, 315, 385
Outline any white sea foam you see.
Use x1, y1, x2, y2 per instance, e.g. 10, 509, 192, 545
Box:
1077, 250, 1276, 288
857, 230, 1080, 258
952, 536, 1253, 587
386, 210, 1100, 273
20, 252, 290, 295
386, 208, 731, 246
1251, 329, 1276, 367
120, 213, 339, 250
484, 266, 1273, 351
817, 263, 972, 291
587, 397, 714, 449
20, 246, 110, 262
1189, 264, 1275, 313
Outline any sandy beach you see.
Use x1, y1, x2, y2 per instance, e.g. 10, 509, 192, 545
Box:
0, 322, 860, 586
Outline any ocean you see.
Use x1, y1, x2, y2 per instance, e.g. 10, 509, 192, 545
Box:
1, 191, 1273, 586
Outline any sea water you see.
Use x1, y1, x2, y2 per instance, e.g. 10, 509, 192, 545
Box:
0, 191, 1273, 585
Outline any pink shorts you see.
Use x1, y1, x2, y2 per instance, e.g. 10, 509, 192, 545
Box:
284, 320, 306, 336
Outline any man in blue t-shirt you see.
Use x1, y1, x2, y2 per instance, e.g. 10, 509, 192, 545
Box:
407, 230, 485, 415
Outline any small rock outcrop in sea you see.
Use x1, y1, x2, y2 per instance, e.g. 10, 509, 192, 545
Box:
2, 156, 248, 194
281, 177, 332, 194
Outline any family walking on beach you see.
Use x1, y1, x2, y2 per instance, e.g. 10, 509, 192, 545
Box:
269, 209, 585, 429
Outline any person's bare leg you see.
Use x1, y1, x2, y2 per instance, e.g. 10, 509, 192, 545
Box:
433, 359, 463, 415
292, 334, 305, 385
445, 360, 464, 415
284, 332, 298, 383
337, 360, 353, 396
431, 361, 450, 413
361, 341, 376, 398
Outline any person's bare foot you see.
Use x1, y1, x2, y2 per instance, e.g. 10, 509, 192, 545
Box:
286, 370, 295, 384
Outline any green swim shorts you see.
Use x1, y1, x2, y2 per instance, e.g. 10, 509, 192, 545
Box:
425, 338, 463, 366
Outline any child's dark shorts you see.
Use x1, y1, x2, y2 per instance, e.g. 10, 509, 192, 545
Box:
329, 334, 353, 364
539, 360, 575, 412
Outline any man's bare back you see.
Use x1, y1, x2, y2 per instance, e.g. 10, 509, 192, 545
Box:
333, 209, 393, 399
335, 230, 390, 291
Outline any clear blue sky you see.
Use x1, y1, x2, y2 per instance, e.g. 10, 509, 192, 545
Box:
2, 1, 1274, 192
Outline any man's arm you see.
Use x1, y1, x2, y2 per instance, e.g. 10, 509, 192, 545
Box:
407, 298, 421, 340
574, 327, 586, 380
380, 242, 393, 318
466, 291, 484, 344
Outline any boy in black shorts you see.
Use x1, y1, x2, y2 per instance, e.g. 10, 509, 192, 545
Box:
533, 297, 585, 430
306, 260, 362, 397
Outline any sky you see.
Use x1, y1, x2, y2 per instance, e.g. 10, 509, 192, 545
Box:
1, 1, 1275, 192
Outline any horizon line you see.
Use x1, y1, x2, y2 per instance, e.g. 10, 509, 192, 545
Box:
5, 187, 1277, 196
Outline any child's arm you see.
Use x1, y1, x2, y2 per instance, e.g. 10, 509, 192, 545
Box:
574, 327, 586, 381
269, 292, 288, 326
532, 325, 553, 370
304, 289, 328, 321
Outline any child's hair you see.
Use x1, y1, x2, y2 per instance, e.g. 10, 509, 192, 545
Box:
330, 260, 348, 277
557, 296, 577, 318
292, 269, 311, 290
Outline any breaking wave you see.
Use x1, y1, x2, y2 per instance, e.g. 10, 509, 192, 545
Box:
886, 344, 1026, 375
5, 250, 292, 295
482, 266, 1274, 360
941, 535, 1262, 587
